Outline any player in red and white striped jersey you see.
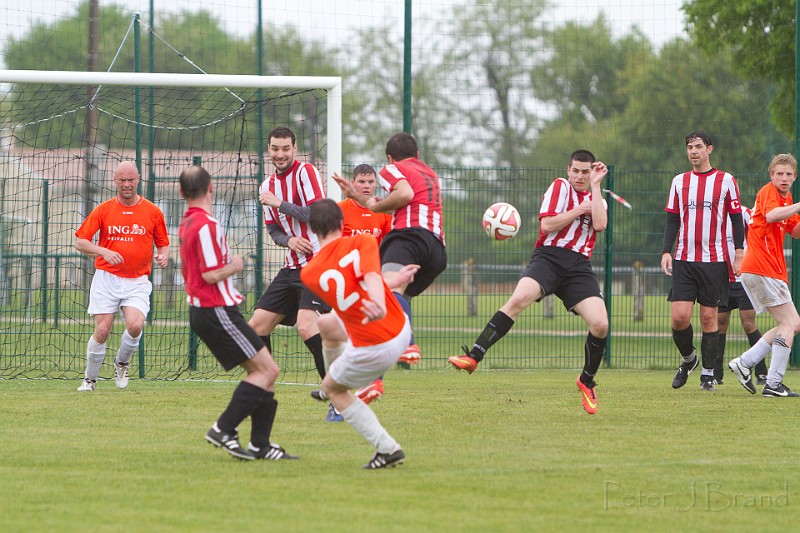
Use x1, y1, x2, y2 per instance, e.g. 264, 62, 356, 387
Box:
333, 133, 447, 366
716, 206, 768, 384
661, 131, 745, 392
248, 127, 332, 394
180, 206, 243, 308
450, 150, 610, 415
179, 165, 296, 461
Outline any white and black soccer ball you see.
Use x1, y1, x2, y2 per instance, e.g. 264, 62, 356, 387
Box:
482, 202, 521, 240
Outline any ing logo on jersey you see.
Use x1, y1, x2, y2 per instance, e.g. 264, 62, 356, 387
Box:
107, 224, 147, 235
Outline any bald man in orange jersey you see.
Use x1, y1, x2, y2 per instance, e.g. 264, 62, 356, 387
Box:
75, 161, 170, 391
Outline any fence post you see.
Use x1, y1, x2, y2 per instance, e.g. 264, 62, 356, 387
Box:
463, 258, 478, 316
633, 260, 645, 321
542, 294, 554, 318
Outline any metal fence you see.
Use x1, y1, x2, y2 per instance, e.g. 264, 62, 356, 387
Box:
1, 152, 787, 379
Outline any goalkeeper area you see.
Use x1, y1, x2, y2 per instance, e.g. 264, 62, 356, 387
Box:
0, 70, 341, 382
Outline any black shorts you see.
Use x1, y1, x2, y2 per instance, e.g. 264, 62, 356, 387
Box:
189, 306, 263, 371
667, 260, 729, 307
718, 281, 755, 313
255, 267, 331, 326
380, 228, 447, 297
521, 246, 603, 312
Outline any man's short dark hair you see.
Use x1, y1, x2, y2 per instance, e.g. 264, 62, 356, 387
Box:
686, 130, 713, 147
569, 149, 596, 166
385, 132, 418, 161
352, 163, 377, 178
268, 126, 296, 145
309, 199, 344, 239
179, 165, 211, 200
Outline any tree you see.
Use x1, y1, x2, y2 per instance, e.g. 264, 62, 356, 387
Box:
341, 22, 460, 168
443, 0, 549, 169
531, 16, 653, 125
683, 0, 796, 135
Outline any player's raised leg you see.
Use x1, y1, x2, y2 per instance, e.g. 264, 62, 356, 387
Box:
450, 276, 540, 373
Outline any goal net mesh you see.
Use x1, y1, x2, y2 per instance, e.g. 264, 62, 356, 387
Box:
0, 77, 329, 384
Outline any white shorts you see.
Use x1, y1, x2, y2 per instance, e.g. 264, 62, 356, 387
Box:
328, 316, 412, 390
740, 273, 792, 315
87, 269, 152, 316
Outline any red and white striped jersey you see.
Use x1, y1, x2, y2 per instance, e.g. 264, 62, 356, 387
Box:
536, 178, 606, 258
665, 169, 742, 263
379, 158, 445, 244
725, 205, 751, 282
260, 159, 325, 268
179, 206, 244, 308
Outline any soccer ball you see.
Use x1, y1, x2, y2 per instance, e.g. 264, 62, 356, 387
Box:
482, 202, 521, 240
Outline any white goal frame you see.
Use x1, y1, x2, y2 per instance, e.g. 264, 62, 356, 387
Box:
0, 69, 342, 198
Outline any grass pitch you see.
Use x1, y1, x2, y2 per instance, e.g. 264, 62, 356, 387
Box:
1, 369, 798, 532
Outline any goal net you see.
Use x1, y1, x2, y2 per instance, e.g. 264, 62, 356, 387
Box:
0, 69, 341, 384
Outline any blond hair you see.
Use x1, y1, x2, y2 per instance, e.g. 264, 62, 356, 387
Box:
768, 153, 797, 174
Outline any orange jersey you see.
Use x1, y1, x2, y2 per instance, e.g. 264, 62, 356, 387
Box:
741, 183, 800, 282
339, 198, 392, 245
75, 196, 169, 278
301, 234, 405, 346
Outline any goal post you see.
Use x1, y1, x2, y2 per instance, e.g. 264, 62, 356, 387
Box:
0, 69, 342, 382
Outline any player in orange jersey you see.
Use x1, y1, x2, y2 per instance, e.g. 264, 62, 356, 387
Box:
339, 164, 393, 244
729, 154, 800, 397
74, 161, 170, 391
338, 164, 393, 404
301, 199, 418, 469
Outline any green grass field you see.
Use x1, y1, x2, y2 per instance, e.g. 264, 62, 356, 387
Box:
1, 370, 797, 532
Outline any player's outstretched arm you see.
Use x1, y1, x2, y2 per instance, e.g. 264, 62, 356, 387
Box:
368, 180, 414, 214
332, 172, 369, 207
386, 264, 419, 292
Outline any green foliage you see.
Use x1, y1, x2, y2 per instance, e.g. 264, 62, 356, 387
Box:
683, 0, 796, 135
444, 0, 549, 168
2, 373, 799, 531
5, 2, 132, 71
532, 15, 654, 123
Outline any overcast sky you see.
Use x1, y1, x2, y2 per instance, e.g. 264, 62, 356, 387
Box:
2, 0, 687, 65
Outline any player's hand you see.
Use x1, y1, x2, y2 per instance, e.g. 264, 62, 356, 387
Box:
332, 172, 356, 199
360, 299, 386, 324
590, 161, 608, 186
154, 253, 169, 268
100, 249, 124, 265
259, 190, 281, 208
288, 236, 314, 255
733, 249, 743, 277
661, 253, 673, 276
395, 264, 420, 286
577, 199, 593, 215
228, 254, 244, 273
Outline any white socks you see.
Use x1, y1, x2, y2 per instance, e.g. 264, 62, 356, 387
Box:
85, 330, 141, 380
341, 398, 400, 454
740, 338, 771, 369
767, 342, 791, 388
85, 337, 106, 381
116, 330, 141, 365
